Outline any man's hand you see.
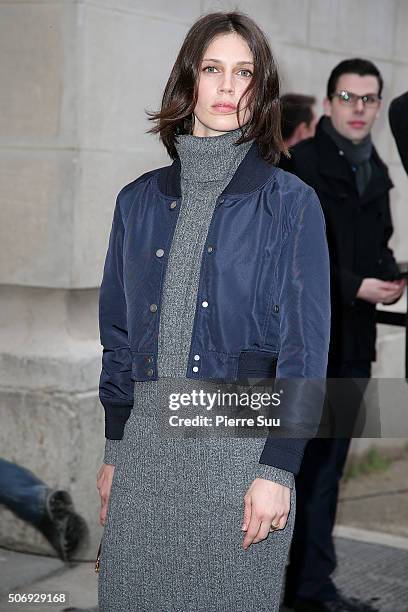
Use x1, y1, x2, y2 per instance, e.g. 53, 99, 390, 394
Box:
356, 278, 406, 304
241, 478, 291, 550
96, 463, 115, 527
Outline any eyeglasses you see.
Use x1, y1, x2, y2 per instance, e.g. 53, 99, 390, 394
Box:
331, 90, 381, 107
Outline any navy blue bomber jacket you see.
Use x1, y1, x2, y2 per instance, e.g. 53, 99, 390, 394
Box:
98, 142, 331, 475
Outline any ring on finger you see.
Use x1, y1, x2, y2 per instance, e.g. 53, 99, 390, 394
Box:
269, 522, 280, 531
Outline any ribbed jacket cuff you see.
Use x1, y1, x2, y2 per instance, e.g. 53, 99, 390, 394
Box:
260, 438, 308, 475
101, 400, 133, 439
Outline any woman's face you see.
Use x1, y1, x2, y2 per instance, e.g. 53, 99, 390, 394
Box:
193, 33, 254, 137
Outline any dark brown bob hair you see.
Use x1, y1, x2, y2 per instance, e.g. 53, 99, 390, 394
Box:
146, 11, 288, 164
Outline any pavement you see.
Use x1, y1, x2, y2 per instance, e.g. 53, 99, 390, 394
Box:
1, 529, 408, 612
337, 451, 408, 538
0, 548, 97, 611
332, 531, 408, 612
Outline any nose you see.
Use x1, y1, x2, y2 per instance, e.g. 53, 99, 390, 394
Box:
354, 98, 365, 113
218, 71, 234, 94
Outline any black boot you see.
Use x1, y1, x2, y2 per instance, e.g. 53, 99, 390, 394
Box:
37, 488, 88, 563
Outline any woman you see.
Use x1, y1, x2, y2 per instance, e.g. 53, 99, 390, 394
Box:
96, 11, 330, 612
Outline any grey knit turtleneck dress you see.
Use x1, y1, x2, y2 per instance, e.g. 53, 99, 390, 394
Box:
98, 128, 296, 612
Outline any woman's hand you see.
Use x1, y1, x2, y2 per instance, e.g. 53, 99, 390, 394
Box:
241, 478, 291, 550
96, 463, 115, 527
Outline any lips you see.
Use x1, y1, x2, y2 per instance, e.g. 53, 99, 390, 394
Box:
212, 103, 236, 112
348, 121, 366, 128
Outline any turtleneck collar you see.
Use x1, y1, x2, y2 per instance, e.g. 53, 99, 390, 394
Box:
174, 126, 254, 182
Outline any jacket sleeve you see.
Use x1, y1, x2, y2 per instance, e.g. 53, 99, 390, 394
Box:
332, 266, 363, 306
259, 186, 331, 475
389, 91, 408, 176
377, 193, 400, 282
333, 190, 400, 306
99, 190, 134, 442
283, 151, 363, 306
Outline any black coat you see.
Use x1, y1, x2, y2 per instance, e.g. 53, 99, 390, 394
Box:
280, 118, 399, 364
389, 91, 408, 176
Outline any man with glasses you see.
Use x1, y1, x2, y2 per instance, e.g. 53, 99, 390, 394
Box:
281, 58, 406, 612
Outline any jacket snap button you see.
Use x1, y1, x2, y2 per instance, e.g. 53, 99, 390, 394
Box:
194, 354, 200, 361
207, 246, 213, 253
147, 368, 154, 377
192, 366, 199, 373
202, 301, 208, 308
169, 201, 177, 209
145, 356, 153, 363
155, 248, 164, 257
150, 303, 158, 312
273, 304, 279, 313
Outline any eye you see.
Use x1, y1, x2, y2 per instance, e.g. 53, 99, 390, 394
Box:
202, 65, 218, 73
238, 69, 253, 77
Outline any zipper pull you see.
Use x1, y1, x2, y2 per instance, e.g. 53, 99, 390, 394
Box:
94, 538, 102, 573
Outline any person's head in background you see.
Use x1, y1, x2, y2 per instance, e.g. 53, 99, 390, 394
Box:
323, 58, 383, 144
280, 93, 317, 148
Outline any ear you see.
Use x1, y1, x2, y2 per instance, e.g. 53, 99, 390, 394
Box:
323, 97, 331, 117
295, 122, 308, 141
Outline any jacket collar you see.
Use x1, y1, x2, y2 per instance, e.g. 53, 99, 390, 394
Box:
315, 117, 393, 202
157, 140, 277, 198
360, 149, 393, 205
316, 117, 354, 183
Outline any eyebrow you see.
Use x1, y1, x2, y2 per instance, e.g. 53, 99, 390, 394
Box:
337, 90, 380, 97
202, 58, 254, 65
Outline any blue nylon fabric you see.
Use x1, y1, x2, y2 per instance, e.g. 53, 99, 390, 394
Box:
98, 142, 331, 473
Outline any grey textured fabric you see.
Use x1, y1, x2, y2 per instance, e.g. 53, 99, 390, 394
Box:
98, 127, 296, 611
103, 438, 120, 465
157, 127, 253, 374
